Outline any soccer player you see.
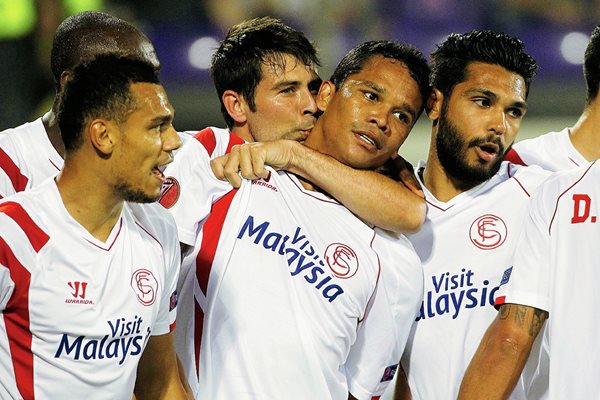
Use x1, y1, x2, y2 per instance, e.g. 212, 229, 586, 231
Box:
458, 160, 600, 399
0, 11, 160, 198
504, 24, 600, 170
392, 31, 551, 400
161, 40, 430, 399
0, 54, 185, 399
161, 17, 426, 395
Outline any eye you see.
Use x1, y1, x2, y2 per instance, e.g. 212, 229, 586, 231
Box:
363, 91, 378, 101
280, 86, 296, 94
507, 107, 523, 118
393, 111, 410, 124
474, 98, 491, 107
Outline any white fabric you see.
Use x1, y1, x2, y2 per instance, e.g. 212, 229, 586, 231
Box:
0, 179, 180, 399
162, 127, 423, 400
402, 161, 550, 400
496, 160, 600, 399
508, 128, 588, 171
0, 118, 63, 198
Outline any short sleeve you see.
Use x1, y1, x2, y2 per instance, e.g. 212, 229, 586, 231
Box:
495, 182, 553, 312
345, 231, 423, 400
160, 138, 232, 246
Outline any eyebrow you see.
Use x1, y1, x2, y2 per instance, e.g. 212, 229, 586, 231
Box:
149, 112, 174, 125
466, 88, 528, 111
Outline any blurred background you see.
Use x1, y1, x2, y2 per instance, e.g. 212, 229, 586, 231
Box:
0, 0, 597, 163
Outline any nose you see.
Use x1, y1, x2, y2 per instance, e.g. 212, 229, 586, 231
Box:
489, 109, 508, 136
369, 107, 389, 135
300, 87, 318, 115
163, 126, 183, 152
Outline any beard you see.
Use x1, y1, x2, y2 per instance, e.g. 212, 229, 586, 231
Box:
115, 182, 158, 203
436, 103, 505, 188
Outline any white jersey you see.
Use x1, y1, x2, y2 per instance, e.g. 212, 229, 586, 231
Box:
0, 118, 63, 198
505, 128, 588, 172
402, 161, 550, 400
0, 179, 180, 399
161, 127, 424, 400
496, 160, 600, 399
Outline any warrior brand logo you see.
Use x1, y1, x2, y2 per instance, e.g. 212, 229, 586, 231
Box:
571, 194, 597, 224
54, 315, 151, 365
325, 243, 359, 279
416, 268, 500, 321
237, 215, 345, 303
131, 269, 158, 306
469, 214, 507, 250
158, 176, 180, 209
66, 281, 93, 304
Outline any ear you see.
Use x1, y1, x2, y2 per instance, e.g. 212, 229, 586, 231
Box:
316, 80, 335, 112
88, 119, 116, 156
427, 88, 444, 121
58, 71, 71, 93
222, 90, 248, 125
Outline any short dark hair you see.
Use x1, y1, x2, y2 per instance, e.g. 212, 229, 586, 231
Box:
430, 30, 537, 98
51, 11, 157, 92
584, 25, 600, 103
330, 40, 430, 117
210, 16, 320, 128
58, 54, 160, 152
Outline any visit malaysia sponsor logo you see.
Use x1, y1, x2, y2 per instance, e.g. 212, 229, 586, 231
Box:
237, 215, 347, 303
54, 315, 151, 365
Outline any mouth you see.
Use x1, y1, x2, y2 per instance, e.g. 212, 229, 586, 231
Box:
354, 131, 380, 150
151, 166, 166, 182
475, 143, 500, 162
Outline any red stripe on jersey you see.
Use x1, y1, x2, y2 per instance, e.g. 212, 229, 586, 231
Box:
0, 148, 29, 193
504, 148, 526, 165
0, 237, 34, 399
494, 295, 506, 308
225, 132, 245, 151
0, 202, 49, 252
194, 300, 204, 378
193, 128, 218, 157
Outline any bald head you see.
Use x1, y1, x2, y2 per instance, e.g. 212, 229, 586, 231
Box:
50, 11, 159, 92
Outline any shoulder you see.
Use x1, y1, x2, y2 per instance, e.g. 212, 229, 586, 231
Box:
505, 162, 553, 195
128, 202, 178, 242
182, 126, 245, 158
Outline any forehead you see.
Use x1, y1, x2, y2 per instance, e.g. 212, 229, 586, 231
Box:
457, 61, 526, 101
259, 53, 317, 83
345, 55, 423, 108
129, 82, 173, 116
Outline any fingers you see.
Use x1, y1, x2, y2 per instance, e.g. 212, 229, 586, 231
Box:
210, 144, 270, 188
394, 156, 425, 198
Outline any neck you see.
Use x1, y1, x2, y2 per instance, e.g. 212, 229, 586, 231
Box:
56, 158, 124, 242
231, 125, 254, 143
569, 101, 600, 162
42, 109, 66, 158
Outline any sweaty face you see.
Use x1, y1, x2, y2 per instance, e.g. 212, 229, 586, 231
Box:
244, 54, 320, 142
307, 55, 423, 169
112, 82, 181, 203
434, 62, 527, 186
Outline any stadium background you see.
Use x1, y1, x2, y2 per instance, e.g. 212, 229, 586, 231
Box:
0, 0, 595, 164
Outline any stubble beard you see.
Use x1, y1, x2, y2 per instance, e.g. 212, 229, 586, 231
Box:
435, 103, 505, 188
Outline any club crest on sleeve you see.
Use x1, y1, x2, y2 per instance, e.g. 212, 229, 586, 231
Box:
158, 176, 180, 209
380, 364, 398, 382
169, 290, 178, 311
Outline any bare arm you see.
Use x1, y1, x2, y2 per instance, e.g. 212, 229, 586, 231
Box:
458, 304, 548, 400
393, 364, 412, 400
135, 333, 189, 399
211, 140, 426, 233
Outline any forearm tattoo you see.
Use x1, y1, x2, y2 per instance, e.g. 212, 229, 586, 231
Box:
498, 304, 548, 337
